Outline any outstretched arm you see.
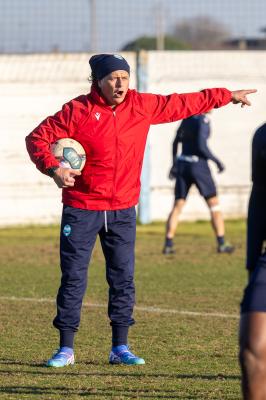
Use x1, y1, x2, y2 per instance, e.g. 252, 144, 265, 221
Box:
141, 88, 257, 125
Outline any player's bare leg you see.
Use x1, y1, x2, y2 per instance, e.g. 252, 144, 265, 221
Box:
206, 196, 224, 236
239, 312, 266, 400
206, 196, 234, 253
163, 199, 185, 254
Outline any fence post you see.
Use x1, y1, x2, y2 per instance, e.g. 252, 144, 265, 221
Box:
136, 50, 151, 224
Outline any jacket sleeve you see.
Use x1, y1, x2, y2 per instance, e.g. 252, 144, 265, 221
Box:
25, 100, 79, 174
139, 88, 232, 125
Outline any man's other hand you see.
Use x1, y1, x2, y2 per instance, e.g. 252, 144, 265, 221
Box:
53, 167, 81, 188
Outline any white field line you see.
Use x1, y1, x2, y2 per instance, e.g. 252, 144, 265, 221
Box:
0, 296, 239, 319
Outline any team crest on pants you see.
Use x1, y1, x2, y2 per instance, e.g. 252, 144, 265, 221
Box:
63, 224, 71, 236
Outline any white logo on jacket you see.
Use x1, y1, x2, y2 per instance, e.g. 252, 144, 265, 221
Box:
95, 112, 101, 121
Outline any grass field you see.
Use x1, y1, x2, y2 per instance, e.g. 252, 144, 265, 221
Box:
0, 220, 247, 399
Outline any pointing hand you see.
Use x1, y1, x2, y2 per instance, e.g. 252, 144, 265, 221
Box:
231, 89, 257, 108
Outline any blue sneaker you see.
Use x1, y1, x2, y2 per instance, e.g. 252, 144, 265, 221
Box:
109, 345, 145, 365
46, 347, 74, 368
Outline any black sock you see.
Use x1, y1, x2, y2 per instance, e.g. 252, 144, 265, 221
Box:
165, 238, 173, 247
60, 330, 75, 349
112, 325, 129, 347
217, 236, 225, 246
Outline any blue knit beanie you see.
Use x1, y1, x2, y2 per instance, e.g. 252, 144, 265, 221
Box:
89, 54, 130, 80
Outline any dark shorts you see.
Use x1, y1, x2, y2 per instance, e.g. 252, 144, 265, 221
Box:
241, 252, 266, 313
174, 159, 217, 200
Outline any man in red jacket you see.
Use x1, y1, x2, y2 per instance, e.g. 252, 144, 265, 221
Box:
26, 53, 256, 368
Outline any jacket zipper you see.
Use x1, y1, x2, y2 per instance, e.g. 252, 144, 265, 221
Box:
112, 110, 118, 205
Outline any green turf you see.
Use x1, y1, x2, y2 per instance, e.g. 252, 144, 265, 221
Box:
0, 220, 247, 399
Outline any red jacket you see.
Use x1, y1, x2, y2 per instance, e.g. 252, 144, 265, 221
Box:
26, 86, 232, 210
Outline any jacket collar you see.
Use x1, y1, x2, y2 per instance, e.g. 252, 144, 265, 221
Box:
89, 84, 132, 110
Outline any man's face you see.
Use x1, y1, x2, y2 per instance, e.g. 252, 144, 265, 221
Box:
98, 70, 130, 106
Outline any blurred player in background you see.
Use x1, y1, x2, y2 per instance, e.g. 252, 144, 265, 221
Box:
239, 123, 266, 399
26, 52, 255, 369
163, 113, 234, 255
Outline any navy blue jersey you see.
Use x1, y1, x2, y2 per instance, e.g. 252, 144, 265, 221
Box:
241, 123, 266, 309
172, 114, 220, 165
171, 114, 221, 200
246, 123, 266, 271
252, 123, 266, 189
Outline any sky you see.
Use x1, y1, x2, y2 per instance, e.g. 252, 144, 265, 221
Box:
1, 0, 266, 53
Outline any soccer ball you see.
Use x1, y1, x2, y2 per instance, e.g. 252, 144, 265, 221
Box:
51, 138, 86, 171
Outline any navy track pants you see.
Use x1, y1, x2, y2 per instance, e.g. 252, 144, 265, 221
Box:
53, 205, 136, 341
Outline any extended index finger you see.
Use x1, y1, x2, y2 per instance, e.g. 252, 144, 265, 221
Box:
243, 89, 257, 94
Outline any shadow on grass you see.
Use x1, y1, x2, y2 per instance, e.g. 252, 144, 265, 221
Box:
0, 386, 207, 399
0, 359, 44, 367
0, 370, 240, 381
0, 359, 99, 367
0, 359, 240, 381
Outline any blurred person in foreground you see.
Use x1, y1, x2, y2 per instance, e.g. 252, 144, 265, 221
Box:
239, 123, 266, 399
163, 113, 234, 255
25, 53, 256, 368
